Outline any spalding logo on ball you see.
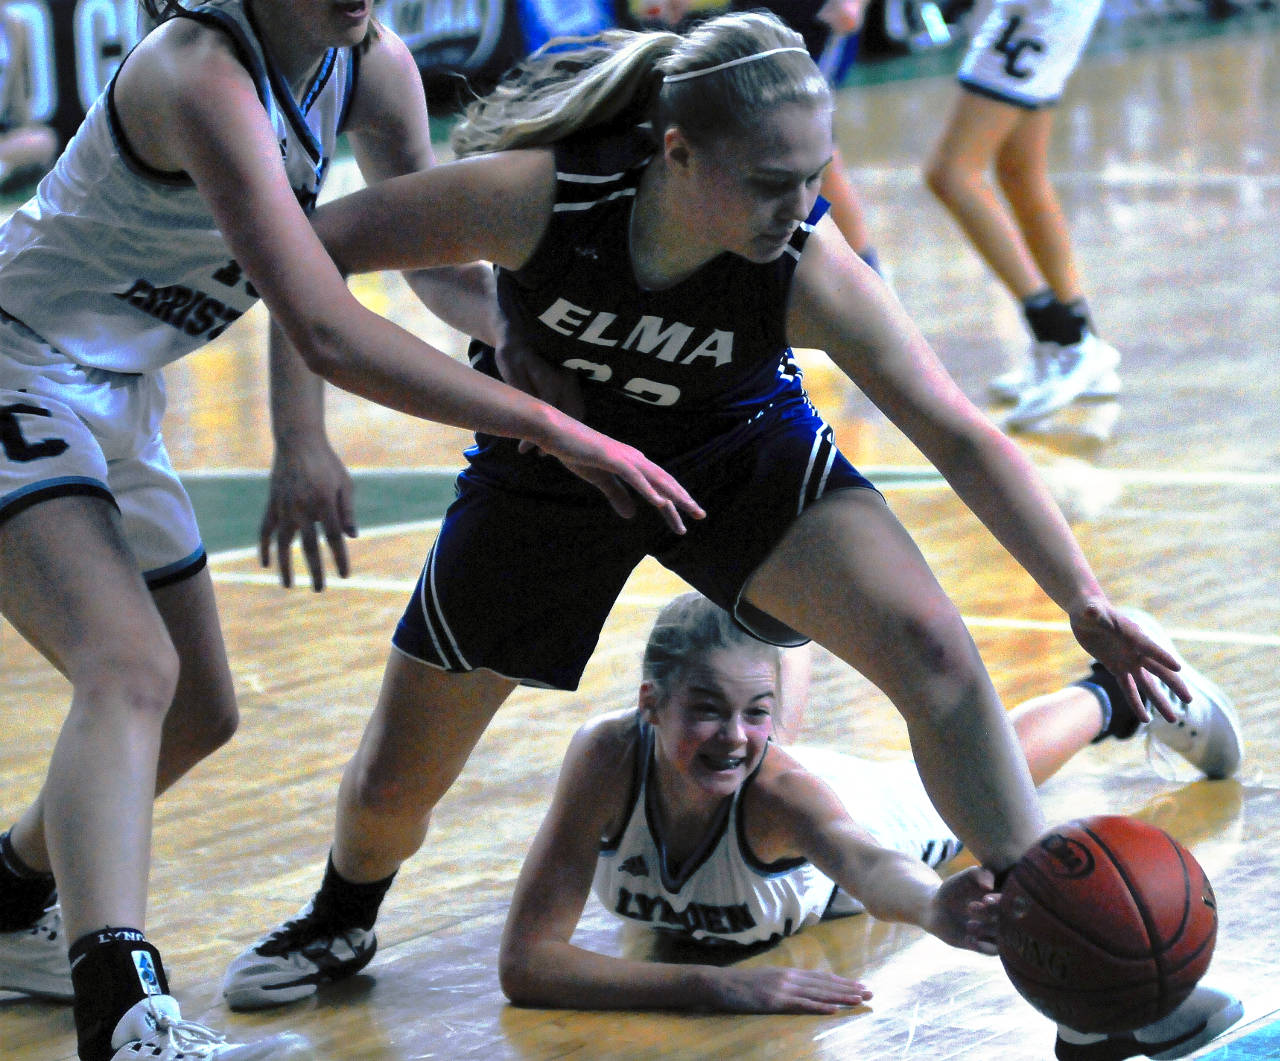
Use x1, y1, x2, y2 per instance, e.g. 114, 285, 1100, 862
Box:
997, 814, 1218, 1034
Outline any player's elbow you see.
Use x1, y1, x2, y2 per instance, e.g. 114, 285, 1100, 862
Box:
285, 314, 357, 382
497, 945, 542, 1006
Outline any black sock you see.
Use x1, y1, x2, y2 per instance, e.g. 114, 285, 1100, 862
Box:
309, 853, 396, 932
69, 928, 169, 1061
1066, 297, 1095, 335
1078, 663, 1143, 742
0, 829, 57, 930
1022, 289, 1087, 345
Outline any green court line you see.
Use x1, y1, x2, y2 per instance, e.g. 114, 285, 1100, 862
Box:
184, 467, 948, 555
183, 470, 460, 556
186, 460, 1280, 556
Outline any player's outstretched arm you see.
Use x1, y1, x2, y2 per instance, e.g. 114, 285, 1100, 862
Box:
761, 760, 999, 953
499, 719, 871, 1014
785, 221, 1182, 720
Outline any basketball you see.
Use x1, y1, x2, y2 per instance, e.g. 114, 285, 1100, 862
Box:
997, 815, 1218, 1033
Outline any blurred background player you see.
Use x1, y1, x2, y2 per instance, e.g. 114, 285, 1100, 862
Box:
924, 0, 1121, 429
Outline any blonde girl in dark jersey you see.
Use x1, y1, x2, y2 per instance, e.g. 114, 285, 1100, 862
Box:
222, 17, 1208, 1059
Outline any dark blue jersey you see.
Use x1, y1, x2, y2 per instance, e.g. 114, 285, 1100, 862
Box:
468, 123, 829, 465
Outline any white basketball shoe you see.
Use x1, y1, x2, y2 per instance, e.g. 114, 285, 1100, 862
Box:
1120, 608, 1245, 780
0, 902, 72, 999
1055, 984, 1244, 1060
998, 334, 1122, 426
222, 900, 377, 1010
110, 994, 313, 1059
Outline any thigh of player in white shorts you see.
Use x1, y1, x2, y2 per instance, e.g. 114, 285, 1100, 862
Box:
0, 339, 204, 583
958, 0, 1105, 109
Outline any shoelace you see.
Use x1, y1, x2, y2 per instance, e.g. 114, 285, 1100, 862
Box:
1144, 732, 1187, 784
1142, 682, 1199, 784
148, 1006, 230, 1056
259, 911, 358, 957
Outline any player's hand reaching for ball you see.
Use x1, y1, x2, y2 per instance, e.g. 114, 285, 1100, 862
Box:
925, 865, 1000, 955
1068, 600, 1190, 724
710, 966, 873, 1014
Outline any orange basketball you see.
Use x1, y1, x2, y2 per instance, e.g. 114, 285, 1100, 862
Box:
997, 815, 1218, 1033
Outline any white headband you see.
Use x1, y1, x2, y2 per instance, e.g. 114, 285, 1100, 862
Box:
663, 46, 810, 84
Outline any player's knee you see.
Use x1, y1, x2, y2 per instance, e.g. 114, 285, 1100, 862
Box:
346, 761, 437, 822
994, 146, 1038, 194
923, 155, 964, 205
884, 611, 982, 717
73, 641, 181, 723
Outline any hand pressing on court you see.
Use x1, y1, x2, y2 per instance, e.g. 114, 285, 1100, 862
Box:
259, 435, 357, 591
922, 866, 1000, 955
1067, 600, 1191, 724
706, 965, 873, 1014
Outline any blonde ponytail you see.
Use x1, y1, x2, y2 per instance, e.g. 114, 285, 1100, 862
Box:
451, 11, 828, 157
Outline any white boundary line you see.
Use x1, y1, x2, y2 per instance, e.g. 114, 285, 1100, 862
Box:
209, 526, 1280, 650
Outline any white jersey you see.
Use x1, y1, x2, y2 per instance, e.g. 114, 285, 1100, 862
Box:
593, 722, 839, 947
958, 0, 1105, 109
0, 0, 356, 373
592, 723, 965, 946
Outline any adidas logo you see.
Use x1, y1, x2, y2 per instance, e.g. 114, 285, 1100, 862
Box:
619, 855, 648, 878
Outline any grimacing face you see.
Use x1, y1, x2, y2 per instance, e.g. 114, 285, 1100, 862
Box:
646, 647, 779, 802
682, 100, 834, 263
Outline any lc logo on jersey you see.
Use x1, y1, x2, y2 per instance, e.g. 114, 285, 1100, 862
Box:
992, 15, 1045, 80
619, 855, 649, 878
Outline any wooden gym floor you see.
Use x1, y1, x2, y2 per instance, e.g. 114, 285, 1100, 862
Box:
3, 12, 1279, 1060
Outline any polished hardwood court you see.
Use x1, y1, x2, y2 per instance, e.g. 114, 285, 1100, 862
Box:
3, 12, 1279, 1060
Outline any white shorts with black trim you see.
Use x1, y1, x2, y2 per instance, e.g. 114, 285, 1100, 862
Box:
958, 0, 1105, 110
0, 311, 205, 587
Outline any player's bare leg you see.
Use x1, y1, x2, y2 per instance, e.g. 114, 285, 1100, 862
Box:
7, 566, 240, 876
925, 91, 1045, 299
0, 496, 175, 940
995, 107, 1084, 303
742, 489, 1045, 872
332, 657, 517, 883
222, 657, 517, 1010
